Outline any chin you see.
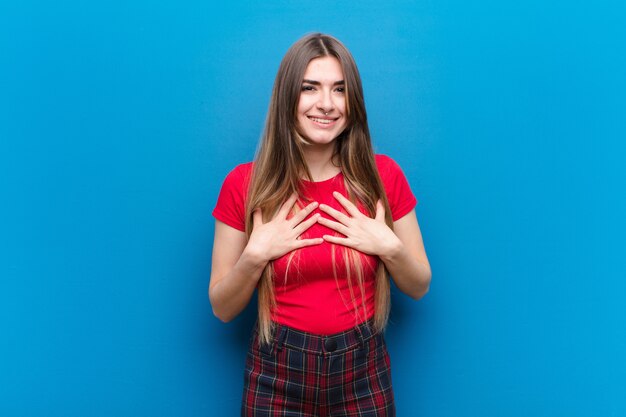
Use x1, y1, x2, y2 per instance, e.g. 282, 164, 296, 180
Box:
304, 135, 339, 146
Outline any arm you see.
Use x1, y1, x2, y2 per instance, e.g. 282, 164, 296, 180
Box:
209, 195, 322, 322
318, 192, 431, 300
379, 209, 431, 300
208, 220, 267, 322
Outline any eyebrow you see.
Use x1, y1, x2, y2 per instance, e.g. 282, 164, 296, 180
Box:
302, 79, 345, 86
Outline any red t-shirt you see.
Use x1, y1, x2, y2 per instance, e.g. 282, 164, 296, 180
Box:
212, 154, 417, 334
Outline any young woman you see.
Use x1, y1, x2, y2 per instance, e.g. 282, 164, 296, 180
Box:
210, 33, 431, 417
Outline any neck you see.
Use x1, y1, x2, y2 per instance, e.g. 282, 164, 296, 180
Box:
301, 143, 340, 182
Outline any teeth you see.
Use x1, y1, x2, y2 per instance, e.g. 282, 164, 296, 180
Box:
310, 117, 333, 124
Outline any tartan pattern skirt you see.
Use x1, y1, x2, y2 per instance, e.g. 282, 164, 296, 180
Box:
241, 320, 395, 416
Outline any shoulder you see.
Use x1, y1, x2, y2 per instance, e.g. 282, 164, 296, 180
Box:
213, 162, 253, 232
216, 161, 254, 201
226, 161, 253, 180
374, 154, 417, 220
220, 161, 253, 188
374, 154, 404, 177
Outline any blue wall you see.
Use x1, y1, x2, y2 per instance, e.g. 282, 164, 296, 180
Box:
2, 0, 625, 415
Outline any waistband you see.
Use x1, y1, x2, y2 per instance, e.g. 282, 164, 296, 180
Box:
257, 320, 378, 356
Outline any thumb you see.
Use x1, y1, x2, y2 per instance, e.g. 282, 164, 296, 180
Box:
252, 208, 263, 227
375, 200, 385, 221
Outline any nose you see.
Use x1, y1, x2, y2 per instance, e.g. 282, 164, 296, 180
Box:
317, 88, 334, 114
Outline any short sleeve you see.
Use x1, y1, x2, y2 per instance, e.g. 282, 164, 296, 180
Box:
375, 154, 418, 221
212, 163, 252, 232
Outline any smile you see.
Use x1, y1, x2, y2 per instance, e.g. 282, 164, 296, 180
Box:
308, 116, 338, 126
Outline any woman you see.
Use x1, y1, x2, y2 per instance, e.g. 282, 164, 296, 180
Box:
210, 33, 431, 417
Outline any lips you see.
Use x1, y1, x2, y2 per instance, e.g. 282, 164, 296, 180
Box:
308, 116, 339, 126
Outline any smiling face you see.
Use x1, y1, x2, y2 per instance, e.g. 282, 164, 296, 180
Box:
296, 56, 348, 148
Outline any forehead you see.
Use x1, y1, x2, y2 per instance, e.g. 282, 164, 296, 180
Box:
303, 56, 344, 81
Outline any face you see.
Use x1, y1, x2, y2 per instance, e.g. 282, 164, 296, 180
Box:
296, 56, 348, 147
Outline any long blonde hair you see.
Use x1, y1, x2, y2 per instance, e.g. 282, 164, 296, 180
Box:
245, 33, 394, 345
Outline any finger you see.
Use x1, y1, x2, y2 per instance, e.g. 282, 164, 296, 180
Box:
277, 193, 299, 218
375, 200, 385, 222
318, 203, 351, 224
317, 216, 349, 236
289, 201, 318, 225
332, 191, 361, 217
292, 213, 320, 236
322, 234, 352, 246
293, 237, 324, 249
252, 208, 263, 227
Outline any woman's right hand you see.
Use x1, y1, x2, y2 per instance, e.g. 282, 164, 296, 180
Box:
245, 193, 323, 265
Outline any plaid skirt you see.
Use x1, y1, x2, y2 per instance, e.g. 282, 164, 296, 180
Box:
241, 321, 395, 417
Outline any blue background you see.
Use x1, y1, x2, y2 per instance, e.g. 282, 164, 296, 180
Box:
2, 0, 625, 415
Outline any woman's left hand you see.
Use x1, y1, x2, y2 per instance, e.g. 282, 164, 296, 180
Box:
317, 191, 402, 257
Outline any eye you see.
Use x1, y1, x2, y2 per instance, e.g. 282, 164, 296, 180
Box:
301, 85, 315, 92
334, 87, 345, 94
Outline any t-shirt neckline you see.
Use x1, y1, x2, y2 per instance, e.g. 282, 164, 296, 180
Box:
300, 171, 343, 186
